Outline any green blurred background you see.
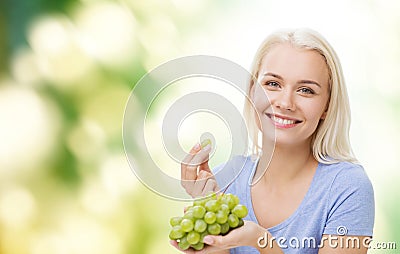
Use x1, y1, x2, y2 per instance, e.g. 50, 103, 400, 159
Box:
0, 0, 399, 253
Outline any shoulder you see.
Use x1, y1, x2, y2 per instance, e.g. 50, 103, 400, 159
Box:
320, 161, 374, 216
320, 160, 364, 173
321, 161, 373, 193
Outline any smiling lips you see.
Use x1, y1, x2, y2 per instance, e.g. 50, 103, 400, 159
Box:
266, 113, 303, 128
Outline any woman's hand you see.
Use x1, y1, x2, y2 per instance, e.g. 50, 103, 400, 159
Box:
170, 220, 267, 253
181, 143, 219, 198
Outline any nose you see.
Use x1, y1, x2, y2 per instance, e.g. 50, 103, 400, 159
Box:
274, 90, 296, 111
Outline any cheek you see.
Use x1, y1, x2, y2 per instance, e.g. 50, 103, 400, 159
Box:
305, 101, 328, 122
250, 85, 271, 130
252, 85, 271, 112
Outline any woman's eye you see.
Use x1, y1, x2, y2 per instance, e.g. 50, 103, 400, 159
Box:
265, 81, 280, 88
298, 87, 315, 94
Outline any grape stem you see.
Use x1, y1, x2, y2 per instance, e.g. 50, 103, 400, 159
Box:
222, 181, 233, 194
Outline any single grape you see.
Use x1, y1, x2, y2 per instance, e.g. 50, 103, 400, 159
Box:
181, 219, 194, 232
220, 204, 230, 215
232, 195, 240, 206
191, 242, 205, 251
238, 218, 244, 227
194, 219, 207, 233
183, 211, 195, 221
221, 194, 236, 210
207, 223, 221, 235
205, 199, 219, 212
169, 225, 185, 240
204, 211, 216, 224
192, 205, 206, 219
228, 214, 239, 228
178, 236, 190, 250
216, 210, 228, 224
187, 231, 201, 245
170, 216, 183, 227
232, 204, 248, 218
193, 198, 206, 207
220, 222, 230, 235
200, 139, 211, 149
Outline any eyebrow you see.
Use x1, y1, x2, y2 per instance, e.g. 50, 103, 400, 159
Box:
262, 72, 321, 88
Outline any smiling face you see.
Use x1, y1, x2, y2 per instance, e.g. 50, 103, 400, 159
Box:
251, 42, 330, 147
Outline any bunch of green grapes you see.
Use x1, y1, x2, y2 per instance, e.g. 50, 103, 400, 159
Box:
169, 193, 248, 251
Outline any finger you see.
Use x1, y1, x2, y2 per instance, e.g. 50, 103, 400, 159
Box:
183, 162, 199, 186
181, 143, 201, 178
202, 177, 219, 196
191, 170, 209, 198
182, 145, 211, 193
181, 143, 201, 186
199, 170, 213, 179
190, 144, 211, 166
198, 153, 211, 173
181, 163, 199, 195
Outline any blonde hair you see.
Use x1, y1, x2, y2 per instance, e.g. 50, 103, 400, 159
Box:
243, 28, 357, 164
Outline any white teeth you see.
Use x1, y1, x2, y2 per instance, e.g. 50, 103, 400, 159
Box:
272, 116, 296, 125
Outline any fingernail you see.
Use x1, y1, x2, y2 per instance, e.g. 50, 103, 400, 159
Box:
203, 236, 214, 244
193, 143, 201, 150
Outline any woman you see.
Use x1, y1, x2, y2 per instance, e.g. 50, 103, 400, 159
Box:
174, 28, 374, 253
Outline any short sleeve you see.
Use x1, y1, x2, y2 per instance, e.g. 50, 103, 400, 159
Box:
323, 164, 375, 236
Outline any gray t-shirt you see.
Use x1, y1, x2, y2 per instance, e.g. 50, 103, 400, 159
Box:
214, 156, 374, 253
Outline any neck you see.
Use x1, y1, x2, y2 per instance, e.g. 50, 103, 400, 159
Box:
253, 139, 317, 186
